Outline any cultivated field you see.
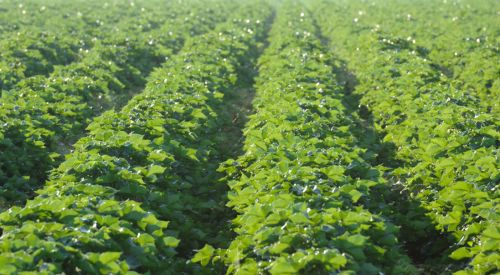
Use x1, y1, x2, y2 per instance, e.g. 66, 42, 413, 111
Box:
0, 0, 498, 274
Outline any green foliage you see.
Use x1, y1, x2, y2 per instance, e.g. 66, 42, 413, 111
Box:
0, 1, 272, 272
198, 2, 417, 274
0, 0, 234, 208
311, 0, 499, 273
0, 0, 497, 274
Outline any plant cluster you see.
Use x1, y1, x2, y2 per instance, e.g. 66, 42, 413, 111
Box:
0, 0, 233, 208
312, 0, 499, 273
0, 1, 271, 273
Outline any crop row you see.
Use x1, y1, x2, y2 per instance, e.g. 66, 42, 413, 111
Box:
312, 0, 499, 273
0, 0, 218, 91
0, 1, 272, 273
0, 0, 233, 208
0, 0, 163, 37
368, 0, 498, 113
0, 0, 172, 91
0, 29, 81, 90
194, 2, 417, 274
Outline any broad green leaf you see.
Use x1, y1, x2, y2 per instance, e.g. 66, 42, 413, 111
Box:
99, 252, 122, 264
163, 236, 180, 247
192, 244, 215, 266
450, 247, 472, 260
269, 258, 298, 275
349, 189, 363, 203
147, 165, 166, 177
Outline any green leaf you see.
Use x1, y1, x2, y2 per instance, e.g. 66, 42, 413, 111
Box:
329, 254, 347, 269
191, 109, 207, 119
0, 264, 16, 274
136, 233, 155, 246
347, 234, 368, 246
482, 225, 500, 239
147, 165, 166, 177
99, 252, 122, 264
163, 236, 180, 247
289, 213, 309, 224
450, 182, 473, 191
314, 154, 329, 165
148, 150, 169, 162
34, 140, 45, 148
450, 247, 472, 260
269, 242, 290, 254
98, 200, 120, 213
349, 189, 363, 203
235, 260, 258, 275
192, 244, 215, 266
323, 166, 345, 181
46, 200, 66, 212
269, 258, 298, 274
186, 148, 199, 161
